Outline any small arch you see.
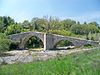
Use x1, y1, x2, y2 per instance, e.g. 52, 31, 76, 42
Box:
54, 40, 74, 50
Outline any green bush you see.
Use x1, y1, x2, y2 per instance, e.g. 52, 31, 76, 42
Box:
0, 33, 8, 39
26, 36, 43, 49
0, 39, 11, 52
5, 24, 22, 35
84, 44, 92, 48
56, 40, 73, 47
9, 41, 19, 50
49, 30, 75, 36
0, 33, 12, 52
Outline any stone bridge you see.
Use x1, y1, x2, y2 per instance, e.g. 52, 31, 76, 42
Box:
10, 31, 99, 50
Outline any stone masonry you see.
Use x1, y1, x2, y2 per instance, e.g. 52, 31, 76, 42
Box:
10, 31, 99, 50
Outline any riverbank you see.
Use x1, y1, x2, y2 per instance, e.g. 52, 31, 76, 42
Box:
0, 47, 99, 65
0, 47, 100, 75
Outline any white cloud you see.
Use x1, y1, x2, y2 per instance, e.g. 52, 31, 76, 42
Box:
0, 0, 100, 24
66, 11, 100, 23
9, 11, 32, 22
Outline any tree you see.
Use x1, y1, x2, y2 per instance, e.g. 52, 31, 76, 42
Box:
21, 20, 30, 29
0, 33, 12, 51
0, 16, 15, 32
70, 24, 83, 35
5, 23, 22, 35
49, 17, 61, 31
31, 17, 48, 31
88, 22, 99, 26
61, 19, 76, 30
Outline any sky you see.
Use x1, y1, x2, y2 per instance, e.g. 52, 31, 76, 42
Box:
0, 0, 100, 24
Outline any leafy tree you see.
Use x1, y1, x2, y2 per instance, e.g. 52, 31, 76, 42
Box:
0, 33, 12, 52
0, 16, 15, 32
49, 17, 61, 30
31, 17, 48, 31
5, 23, 22, 35
21, 20, 30, 29
61, 19, 76, 30
70, 24, 82, 34
88, 22, 99, 26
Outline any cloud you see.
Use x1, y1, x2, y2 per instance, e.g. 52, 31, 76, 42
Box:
66, 11, 100, 23
0, 0, 100, 24
9, 11, 32, 22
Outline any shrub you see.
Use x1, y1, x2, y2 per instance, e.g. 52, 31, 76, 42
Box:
84, 44, 92, 48
0, 33, 8, 39
0, 33, 12, 52
56, 40, 73, 47
49, 30, 75, 36
0, 39, 11, 52
9, 41, 19, 50
91, 36, 95, 41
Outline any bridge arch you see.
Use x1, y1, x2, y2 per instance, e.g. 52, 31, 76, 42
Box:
18, 33, 44, 49
54, 40, 74, 48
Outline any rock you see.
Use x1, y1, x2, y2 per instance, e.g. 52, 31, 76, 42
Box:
17, 55, 33, 63
1, 56, 17, 64
0, 57, 3, 65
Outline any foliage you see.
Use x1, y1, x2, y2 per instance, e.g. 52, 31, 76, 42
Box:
0, 16, 15, 33
55, 40, 73, 47
0, 33, 8, 39
0, 39, 11, 52
0, 16, 100, 50
61, 19, 76, 30
26, 36, 43, 48
9, 41, 19, 50
0, 33, 12, 52
21, 20, 30, 29
70, 24, 99, 35
5, 24, 22, 35
50, 30, 75, 36
84, 44, 93, 48
31, 17, 48, 31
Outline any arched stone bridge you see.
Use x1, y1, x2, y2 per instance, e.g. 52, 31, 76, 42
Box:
10, 31, 99, 50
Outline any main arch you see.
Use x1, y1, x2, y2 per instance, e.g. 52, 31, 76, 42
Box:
10, 32, 44, 49
19, 34, 44, 49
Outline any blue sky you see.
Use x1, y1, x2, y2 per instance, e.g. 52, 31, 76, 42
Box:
0, 0, 100, 24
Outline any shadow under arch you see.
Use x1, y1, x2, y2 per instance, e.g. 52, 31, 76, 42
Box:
26, 36, 44, 49
19, 35, 44, 50
53, 40, 74, 50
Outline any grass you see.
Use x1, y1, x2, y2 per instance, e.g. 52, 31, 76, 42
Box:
0, 48, 100, 75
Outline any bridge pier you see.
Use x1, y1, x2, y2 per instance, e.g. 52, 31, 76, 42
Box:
44, 34, 55, 50
18, 44, 25, 50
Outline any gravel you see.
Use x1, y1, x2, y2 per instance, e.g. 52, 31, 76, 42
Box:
0, 48, 96, 65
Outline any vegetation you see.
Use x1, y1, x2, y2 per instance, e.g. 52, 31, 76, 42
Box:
0, 48, 100, 75
26, 36, 43, 49
0, 16, 100, 50
0, 33, 12, 52
0, 16, 100, 75
55, 40, 73, 47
